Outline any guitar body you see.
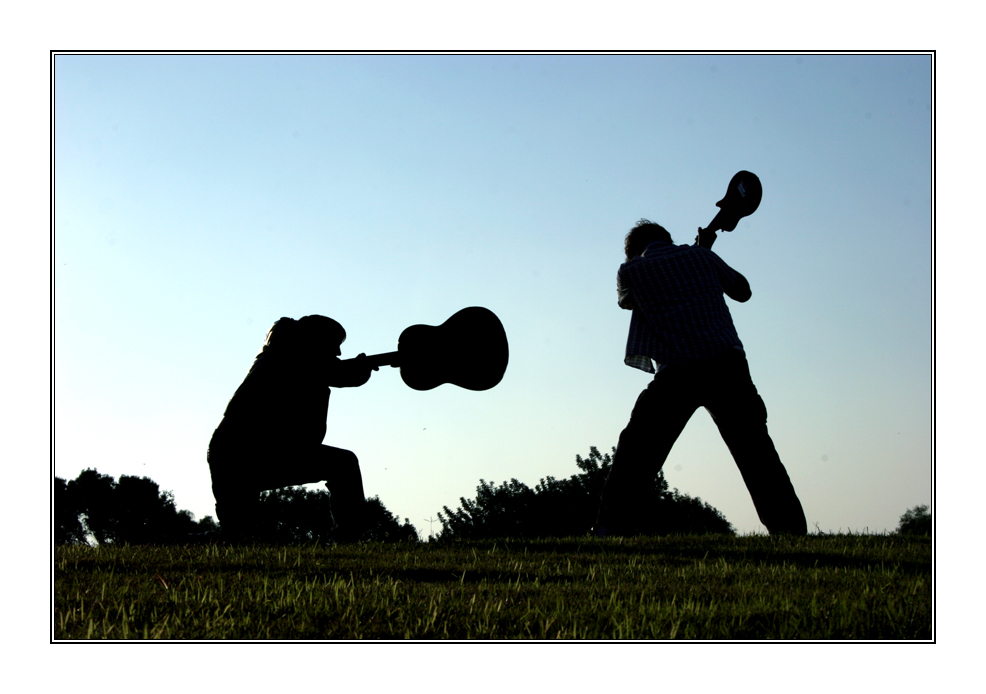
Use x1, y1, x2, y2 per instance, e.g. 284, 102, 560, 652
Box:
366, 307, 509, 391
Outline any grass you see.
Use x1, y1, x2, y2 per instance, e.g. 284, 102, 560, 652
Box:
53, 534, 931, 640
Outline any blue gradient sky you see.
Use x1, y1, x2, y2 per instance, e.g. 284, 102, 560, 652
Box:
54, 53, 931, 537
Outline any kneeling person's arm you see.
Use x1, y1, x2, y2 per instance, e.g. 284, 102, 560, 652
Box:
328, 354, 375, 387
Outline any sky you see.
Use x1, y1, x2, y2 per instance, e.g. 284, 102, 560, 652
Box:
53, 52, 932, 539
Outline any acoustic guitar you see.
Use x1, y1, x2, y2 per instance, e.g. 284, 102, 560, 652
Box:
361, 307, 509, 391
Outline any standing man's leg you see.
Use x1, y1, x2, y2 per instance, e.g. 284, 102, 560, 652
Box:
705, 352, 807, 535
597, 367, 697, 535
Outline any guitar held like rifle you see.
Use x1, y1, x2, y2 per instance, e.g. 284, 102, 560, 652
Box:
349, 307, 509, 392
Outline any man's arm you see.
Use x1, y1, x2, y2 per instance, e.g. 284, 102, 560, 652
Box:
714, 256, 752, 302
722, 269, 752, 302
696, 229, 752, 302
616, 268, 634, 309
695, 225, 717, 250
695, 227, 753, 303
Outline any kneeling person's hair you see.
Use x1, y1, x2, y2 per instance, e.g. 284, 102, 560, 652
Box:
265, 315, 347, 353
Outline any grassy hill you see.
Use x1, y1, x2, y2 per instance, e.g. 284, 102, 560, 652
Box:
53, 533, 931, 640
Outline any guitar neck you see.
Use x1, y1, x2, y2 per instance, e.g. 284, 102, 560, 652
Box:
365, 351, 400, 369
705, 208, 726, 233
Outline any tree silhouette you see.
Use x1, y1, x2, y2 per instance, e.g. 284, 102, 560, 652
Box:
256, 486, 336, 543
56, 468, 417, 545
65, 469, 119, 544
256, 487, 419, 543
54, 476, 86, 544
112, 474, 201, 544
364, 496, 420, 542
896, 504, 931, 536
437, 446, 733, 540
438, 478, 538, 540
55, 469, 218, 545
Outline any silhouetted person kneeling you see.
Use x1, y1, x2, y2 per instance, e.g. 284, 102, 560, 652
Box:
208, 315, 375, 543
595, 220, 807, 537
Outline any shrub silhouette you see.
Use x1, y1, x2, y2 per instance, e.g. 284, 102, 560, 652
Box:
256, 487, 419, 543
54, 476, 87, 544
437, 446, 733, 539
55, 469, 216, 545
55, 469, 417, 544
896, 504, 931, 536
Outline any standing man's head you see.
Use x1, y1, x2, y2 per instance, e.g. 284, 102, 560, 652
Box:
625, 219, 672, 260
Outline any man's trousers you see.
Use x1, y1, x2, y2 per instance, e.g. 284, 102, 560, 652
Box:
598, 349, 807, 535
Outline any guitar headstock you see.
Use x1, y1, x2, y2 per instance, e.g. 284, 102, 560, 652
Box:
709, 170, 762, 232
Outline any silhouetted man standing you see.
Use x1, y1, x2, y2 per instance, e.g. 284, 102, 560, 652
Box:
208, 315, 375, 542
596, 220, 806, 536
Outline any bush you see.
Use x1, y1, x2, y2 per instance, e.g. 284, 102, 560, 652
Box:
896, 504, 931, 536
56, 469, 417, 545
256, 487, 419, 543
55, 469, 217, 545
437, 446, 733, 540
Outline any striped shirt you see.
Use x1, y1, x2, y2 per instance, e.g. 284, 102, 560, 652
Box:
618, 241, 748, 373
